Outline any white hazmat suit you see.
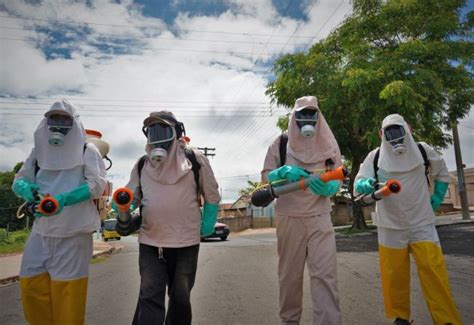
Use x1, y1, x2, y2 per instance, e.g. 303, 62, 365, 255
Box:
13, 100, 107, 325
354, 114, 461, 324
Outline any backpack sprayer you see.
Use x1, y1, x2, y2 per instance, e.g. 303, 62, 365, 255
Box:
354, 179, 402, 206
251, 166, 349, 207
112, 187, 142, 236
16, 191, 60, 219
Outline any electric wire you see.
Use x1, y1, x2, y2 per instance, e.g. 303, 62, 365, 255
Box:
0, 14, 319, 38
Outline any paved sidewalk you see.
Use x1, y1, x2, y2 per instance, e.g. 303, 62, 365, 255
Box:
0, 237, 115, 286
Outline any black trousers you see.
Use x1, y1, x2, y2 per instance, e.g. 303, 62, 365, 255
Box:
132, 243, 199, 325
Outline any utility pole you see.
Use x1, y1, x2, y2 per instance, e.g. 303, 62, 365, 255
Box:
452, 121, 470, 220
198, 147, 216, 158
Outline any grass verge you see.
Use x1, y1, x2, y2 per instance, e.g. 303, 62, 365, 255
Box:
0, 229, 29, 255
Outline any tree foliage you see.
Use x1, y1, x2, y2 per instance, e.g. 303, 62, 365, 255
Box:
238, 180, 262, 197
266, 0, 473, 228
0, 163, 27, 231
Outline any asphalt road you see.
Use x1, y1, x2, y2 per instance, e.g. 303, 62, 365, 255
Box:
1, 224, 473, 325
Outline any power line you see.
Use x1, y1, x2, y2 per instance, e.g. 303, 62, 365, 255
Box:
0, 96, 268, 104
0, 37, 275, 57
209, 0, 299, 139
0, 15, 318, 39
0, 112, 279, 118
197, 147, 216, 158
303, 0, 348, 52
0, 25, 310, 46
0, 100, 271, 108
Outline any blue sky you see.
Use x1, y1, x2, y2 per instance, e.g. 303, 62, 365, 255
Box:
0, 0, 472, 202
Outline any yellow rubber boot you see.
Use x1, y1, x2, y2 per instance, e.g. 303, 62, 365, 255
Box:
20, 272, 53, 325
410, 242, 462, 325
51, 277, 88, 325
379, 245, 410, 320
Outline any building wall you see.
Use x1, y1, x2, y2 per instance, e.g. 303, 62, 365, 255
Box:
444, 168, 474, 210
218, 215, 252, 232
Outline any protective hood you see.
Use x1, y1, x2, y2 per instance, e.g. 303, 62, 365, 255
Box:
287, 96, 339, 164
378, 114, 424, 172
34, 99, 86, 170
143, 111, 192, 185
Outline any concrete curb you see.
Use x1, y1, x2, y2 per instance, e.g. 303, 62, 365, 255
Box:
0, 244, 119, 287
435, 219, 474, 228
91, 246, 117, 259
0, 275, 19, 287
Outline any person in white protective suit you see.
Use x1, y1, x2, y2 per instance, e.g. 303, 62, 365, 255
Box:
354, 114, 462, 325
261, 96, 342, 325
12, 99, 107, 325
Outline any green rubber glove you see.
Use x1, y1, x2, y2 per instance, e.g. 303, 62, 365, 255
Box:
355, 178, 377, 195
431, 180, 448, 211
308, 179, 340, 197
58, 183, 91, 206
268, 165, 310, 184
38, 183, 92, 216
12, 179, 40, 202
201, 202, 218, 237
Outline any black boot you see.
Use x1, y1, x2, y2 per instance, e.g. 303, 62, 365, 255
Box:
393, 318, 410, 325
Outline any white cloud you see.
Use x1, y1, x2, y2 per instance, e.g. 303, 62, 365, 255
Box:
2, 0, 470, 203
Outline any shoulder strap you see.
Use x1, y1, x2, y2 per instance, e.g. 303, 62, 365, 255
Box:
137, 155, 147, 199
373, 148, 380, 185
373, 144, 430, 186
417, 143, 431, 186
279, 134, 288, 167
184, 148, 202, 201
136, 151, 202, 203
35, 143, 88, 176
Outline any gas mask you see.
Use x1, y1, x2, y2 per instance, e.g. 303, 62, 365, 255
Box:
384, 125, 407, 156
145, 123, 175, 162
295, 108, 318, 138
47, 114, 73, 146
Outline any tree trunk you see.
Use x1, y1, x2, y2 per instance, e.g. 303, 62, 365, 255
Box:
349, 155, 367, 230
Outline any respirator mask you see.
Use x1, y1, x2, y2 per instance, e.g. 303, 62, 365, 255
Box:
47, 114, 73, 147
145, 123, 175, 162
384, 125, 407, 156
295, 108, 318, 138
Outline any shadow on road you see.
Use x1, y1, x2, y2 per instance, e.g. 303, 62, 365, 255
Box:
335, 224, 474, 256
336, 233, 378, 253
437, 224, 474, 257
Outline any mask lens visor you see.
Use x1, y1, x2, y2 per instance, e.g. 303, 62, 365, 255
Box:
384, 125, 406, 145
47, 114, 73, 128
295, 109, 318, 127
147, 123, 175, 144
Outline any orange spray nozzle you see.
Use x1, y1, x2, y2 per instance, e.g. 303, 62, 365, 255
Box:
379, 179, 402, 196
113, 188, 133, 212
319, 166, 348, 182
37, 194, 59, 216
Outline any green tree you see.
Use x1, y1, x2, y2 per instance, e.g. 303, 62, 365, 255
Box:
239, 180, 262, 197
267, 0, 473, 228
0, 163, 28, 231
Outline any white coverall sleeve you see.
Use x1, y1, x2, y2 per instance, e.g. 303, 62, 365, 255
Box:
125, 158, 143, 203
419, 142, 450, 183
84, 144, 107, 199
261, 138, 280, 184
196, 150, 221, 205
353, 149, 377, 196
14, 147, 37, 183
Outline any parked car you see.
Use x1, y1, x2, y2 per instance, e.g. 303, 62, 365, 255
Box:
102, 218, 121, 241
202, 222, 230, 241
